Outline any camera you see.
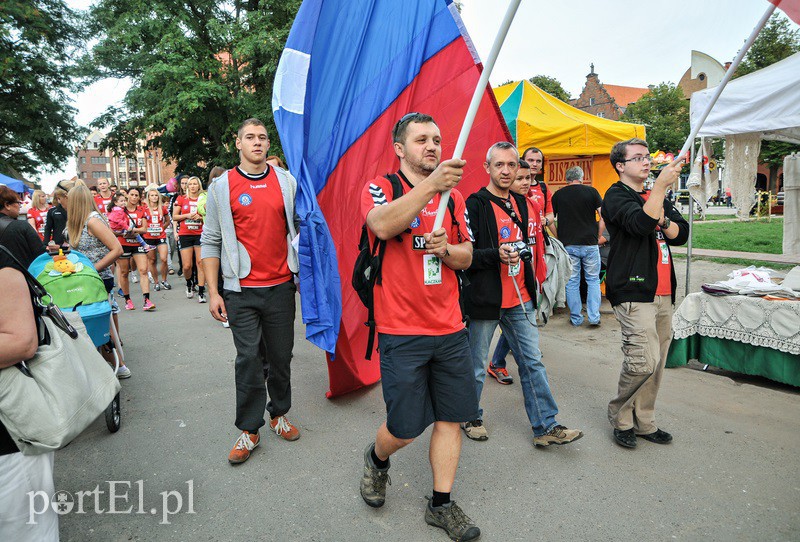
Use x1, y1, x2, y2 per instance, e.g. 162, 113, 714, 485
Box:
509, 240, 532, 263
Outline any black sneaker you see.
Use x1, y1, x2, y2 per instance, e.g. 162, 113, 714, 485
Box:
425, 500, 481, 541
360, 443, 390, 508
613, 428, 637, 448
638, 428, 672, 444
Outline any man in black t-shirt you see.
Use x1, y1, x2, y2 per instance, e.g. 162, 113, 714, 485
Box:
552, 166, 603, 326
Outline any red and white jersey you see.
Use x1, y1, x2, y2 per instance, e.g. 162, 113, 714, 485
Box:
228, 166, 292, 287
117, 205, 146, 247
527, 182, 552, 218
361, 174, 473, 336
491, 198, 532, 309
143, 205, 169, 240
641, 191, 672, 295
94, 193, 113, 217
175, 195, 203, 236
27, 206, 49, 241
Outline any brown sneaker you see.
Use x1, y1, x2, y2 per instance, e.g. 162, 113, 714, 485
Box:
228, 431, 259, 464
269, 415, 300, 441
533, 425, 583, 447
462, 419, 488, 441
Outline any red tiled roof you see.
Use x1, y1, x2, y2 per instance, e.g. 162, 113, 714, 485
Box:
603, 84, 649, 107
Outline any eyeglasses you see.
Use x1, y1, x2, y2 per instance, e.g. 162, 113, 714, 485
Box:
394, 112, 422, 132
622, 155, 653, 164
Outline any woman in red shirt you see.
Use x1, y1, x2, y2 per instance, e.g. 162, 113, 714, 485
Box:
26, 190, 50, 242
143, 185, 172, 291
173, 176, 206, 302
113, 187, 155, 311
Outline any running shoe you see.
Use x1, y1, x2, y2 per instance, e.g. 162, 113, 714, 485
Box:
487, 364, 514, 385
185, 284, 194, 299
124, 299, 135, 310
148, 272, 155, 285
117, 287, 124, 298
142, 299, 156, 311
228, 431, 259, 465
269, 415, 300, 441
154, 282, 161, 291
116, 365, 132, 379
130, 272, 138, 284
161, 280, 172, 290
198, 293, 207, 304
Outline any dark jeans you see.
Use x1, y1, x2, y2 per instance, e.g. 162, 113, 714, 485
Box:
224, 281, 296, 432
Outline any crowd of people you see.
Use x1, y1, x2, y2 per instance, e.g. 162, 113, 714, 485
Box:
0, 113, 688, 541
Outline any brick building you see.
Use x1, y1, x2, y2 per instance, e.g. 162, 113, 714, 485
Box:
75, 130, 177, 189
572, 64, 649, 120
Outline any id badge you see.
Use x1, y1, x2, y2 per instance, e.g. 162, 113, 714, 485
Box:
423, 254, 442, 285
508, 262, 520, 277
659, 241, 669, 264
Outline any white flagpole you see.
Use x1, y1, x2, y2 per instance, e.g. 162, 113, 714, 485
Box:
432, 0, 522, 232
672, 2, 777, 166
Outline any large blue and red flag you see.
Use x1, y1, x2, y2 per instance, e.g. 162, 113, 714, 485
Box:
273, 0, 512, 398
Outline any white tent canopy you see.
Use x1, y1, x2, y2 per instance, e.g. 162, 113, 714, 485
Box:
690, 51, 800, 144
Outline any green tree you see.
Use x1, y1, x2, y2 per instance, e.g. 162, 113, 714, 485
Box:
621, 83, 689, 153
528, 75, 571, 103
83, 0, 301, 177
736, 13, 800, 183
0, 0, 86, 177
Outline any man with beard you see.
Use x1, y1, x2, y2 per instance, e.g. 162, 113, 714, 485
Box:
358, 113, 480, 542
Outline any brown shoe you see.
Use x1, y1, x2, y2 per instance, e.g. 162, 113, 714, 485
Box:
228, 431, 260, 464
269, 416, 300, 441
533, 425, 583, 447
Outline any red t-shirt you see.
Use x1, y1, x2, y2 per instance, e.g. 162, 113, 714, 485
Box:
361, 175, 473, 336
117, 206, 147, 247
491, 199, 531, 309
94, 194, 113, 217
641, 191, 672, 296
143, 205, 169, 240
175, 195, 204, 236
27, 206, 49, 241
228, 167, 292, 287
527, 181, 552, 216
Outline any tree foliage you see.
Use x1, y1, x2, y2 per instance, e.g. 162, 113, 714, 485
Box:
0, 0, 86, 177
735, 13, 800, 170
84, 0, 302, 177
621, 83, 689, 153
528, 75, 571, 103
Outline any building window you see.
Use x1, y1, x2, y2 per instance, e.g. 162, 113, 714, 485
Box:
589, 97, 595, 106
80, 156, 86, 164
81, 172, 87, 179
128, 159, 136, 169
138, 158, 145, 168
597, 112, 605, 118
698, 73, 706, 81
92, 171, 107, 178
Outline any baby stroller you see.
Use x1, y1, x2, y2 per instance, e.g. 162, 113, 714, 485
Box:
28, 249, 123, 433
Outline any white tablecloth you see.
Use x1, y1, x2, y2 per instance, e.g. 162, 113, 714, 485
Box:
672, 293, 800, 356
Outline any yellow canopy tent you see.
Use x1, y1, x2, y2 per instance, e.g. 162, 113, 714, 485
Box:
494, 80, 646, 196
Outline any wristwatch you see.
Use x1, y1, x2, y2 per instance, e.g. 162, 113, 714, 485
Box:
660, 216, 671, 230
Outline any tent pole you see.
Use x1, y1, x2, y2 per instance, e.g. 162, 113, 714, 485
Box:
685, 141, 696, 297
432, 0, 522, 232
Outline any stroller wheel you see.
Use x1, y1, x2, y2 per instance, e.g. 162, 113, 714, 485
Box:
106, 392, 121, 433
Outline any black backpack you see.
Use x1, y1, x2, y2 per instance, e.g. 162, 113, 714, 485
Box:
352, 173, 467, 360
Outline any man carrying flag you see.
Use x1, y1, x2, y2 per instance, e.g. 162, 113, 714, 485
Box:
358, 113, 480, 542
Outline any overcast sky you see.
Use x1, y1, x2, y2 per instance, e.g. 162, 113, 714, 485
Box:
38, 0, 784, 190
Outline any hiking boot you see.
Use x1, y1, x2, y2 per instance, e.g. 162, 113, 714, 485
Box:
360, 443, 390, 508
228, 431, 260, 464
142, 299, 156, 311
269, 415, 300, 441
533, 425, 583, 447
613, 428, 637, 448
487, 364, 513, 385
462, 419, 488, 441
638, 428, 672, 445
124, 299, 135, 310
116, 365, 132, 379
425, 500, 481, 542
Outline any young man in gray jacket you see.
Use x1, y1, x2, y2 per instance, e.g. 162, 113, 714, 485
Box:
201, 118, 301, 464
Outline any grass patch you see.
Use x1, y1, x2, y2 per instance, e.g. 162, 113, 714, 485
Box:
690, 219, 783, 254
686, 213, 738, 221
